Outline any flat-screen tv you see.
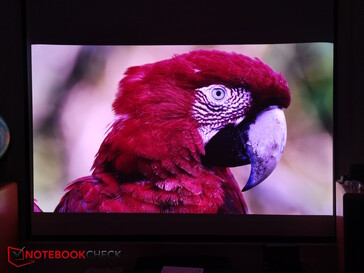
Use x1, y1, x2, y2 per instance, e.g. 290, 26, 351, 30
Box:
24, 0, 335, 241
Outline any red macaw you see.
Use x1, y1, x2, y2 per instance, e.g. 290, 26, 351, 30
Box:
54, 50, 290, 214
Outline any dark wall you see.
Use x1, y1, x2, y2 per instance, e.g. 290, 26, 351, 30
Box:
336, 0, 364, 175
0, 0, 27, 184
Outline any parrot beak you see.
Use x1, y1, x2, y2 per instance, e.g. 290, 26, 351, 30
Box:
201, 106, 287, 191
202, 106, 287, 191
241, 107, 287, 191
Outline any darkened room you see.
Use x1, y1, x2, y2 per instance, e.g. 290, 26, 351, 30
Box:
1, 0, 364, 272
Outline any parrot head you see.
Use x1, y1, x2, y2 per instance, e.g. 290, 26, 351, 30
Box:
98, 49, 290, 193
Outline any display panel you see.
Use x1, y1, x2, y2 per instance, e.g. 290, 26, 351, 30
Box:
31, 44, 333, 217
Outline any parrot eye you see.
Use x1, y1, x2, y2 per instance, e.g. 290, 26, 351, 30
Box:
211, 87, 226, 100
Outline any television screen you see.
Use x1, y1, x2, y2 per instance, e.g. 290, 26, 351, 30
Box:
31, 43, 333, 218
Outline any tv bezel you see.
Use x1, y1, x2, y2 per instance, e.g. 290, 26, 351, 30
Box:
22, 0, 336, 242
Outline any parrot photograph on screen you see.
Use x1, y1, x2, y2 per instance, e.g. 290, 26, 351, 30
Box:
52, 49, 291, 214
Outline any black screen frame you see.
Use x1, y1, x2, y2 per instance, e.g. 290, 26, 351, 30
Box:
23, 0, 336, 242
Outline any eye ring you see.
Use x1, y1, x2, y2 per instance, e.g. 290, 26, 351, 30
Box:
211, 87, 226, 100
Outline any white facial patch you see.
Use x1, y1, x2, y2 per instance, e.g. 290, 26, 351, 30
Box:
192, 84, 252, 146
